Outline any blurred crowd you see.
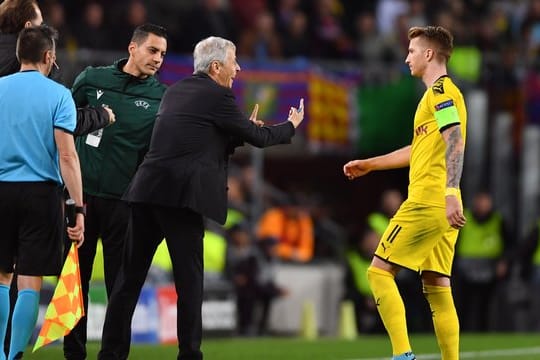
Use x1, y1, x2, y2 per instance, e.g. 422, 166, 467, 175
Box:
39, 0, 540, 153
39, 0, 540, 63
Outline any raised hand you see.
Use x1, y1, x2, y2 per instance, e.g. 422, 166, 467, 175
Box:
288, 98, 304, 128
249, 103, 264, 126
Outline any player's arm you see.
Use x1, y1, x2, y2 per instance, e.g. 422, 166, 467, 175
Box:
436, 96, 466, 229
55, 129, 85, 246
441, 125, 464, 189
54, 92, 85, 245
343, 145, 411, 180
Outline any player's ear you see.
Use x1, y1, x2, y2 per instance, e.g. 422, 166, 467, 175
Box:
425, 48, 434, 61
127, 41, 137, 56
43, 49, 52, 65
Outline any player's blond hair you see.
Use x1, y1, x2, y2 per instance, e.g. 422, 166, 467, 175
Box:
408, 26, 454, 63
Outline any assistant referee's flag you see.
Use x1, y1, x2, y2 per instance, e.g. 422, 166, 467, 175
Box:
33, 242, 85, 352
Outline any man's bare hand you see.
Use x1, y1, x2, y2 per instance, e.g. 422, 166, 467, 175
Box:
67, 213, 85, 248
104, 106, 116, 125
249, 103, 264, 126
288, 98, 304, 128
343, 159, 372, 180
446, 195, 466, 229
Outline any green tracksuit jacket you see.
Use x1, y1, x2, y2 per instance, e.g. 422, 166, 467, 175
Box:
73, 59, 167, 199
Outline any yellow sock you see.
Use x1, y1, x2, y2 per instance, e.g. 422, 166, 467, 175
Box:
423, 285, 459, 360
367, 266, 411, 355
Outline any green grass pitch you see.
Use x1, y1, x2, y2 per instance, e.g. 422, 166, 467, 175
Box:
27, 333, 540, 359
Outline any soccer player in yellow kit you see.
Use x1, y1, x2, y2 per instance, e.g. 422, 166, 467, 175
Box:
343, 26, 466, 360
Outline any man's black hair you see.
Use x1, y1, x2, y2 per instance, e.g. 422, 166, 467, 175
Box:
16, 24, 57, 64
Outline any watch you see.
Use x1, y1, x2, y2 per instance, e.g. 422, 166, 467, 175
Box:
75, 205, 86, 216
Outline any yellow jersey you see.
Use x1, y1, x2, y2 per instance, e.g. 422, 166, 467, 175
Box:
408, 76, 467, 207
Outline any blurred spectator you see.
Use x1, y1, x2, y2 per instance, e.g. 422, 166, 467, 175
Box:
110, 0, 149, 49
42, 0, 73, 50
229, 0, 267, 30
281, 10, 310, 58
74, 1, 111, 49
524, 61, 540, 127
238, 11, 282, 60
484, 42, 524, 154
375, 0, 408, 36
476, 3, 512, 52
310, 195, 347, 261
226, 222, 287, 335
353, 11, 398, 64
225, 167, 250, 229
406, 0, 427, 29
182, 0, 237, 52
344, 228, 383, 333
513, 217, 540, 331
310, 0, 353, 58
520, 0, 540, 63
256, 197, 314, 263
239, 163, 289, 211
272, 0, 302, 35
367, 189, 403, 236
454, 190, 510, 332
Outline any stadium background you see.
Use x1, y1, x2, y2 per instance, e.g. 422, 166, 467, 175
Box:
19, 0, 540, 357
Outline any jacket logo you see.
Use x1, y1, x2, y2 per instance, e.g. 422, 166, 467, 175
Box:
134, 100, 150, 109
415, 125, 428, 136
96, 89, 104, 100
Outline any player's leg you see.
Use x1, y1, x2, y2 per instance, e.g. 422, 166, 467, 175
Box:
100, 198, 130, 298
158, 207, 204, 360
13, 182, 64, 359
0, 183, 18, 358
369, 201, 446, 360
0, 182, 20, 360
0, 272, 12, 360
98, 203, 163, 360
421, 227, 460, 360
367, 258, 414, 359
9, 276, 40, 360
64, 193, 101, 360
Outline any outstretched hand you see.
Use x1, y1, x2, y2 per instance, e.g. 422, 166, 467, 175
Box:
343, 159, 371, 180
288, 98, 304, 128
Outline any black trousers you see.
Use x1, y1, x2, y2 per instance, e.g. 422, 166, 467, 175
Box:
64, 194, 129, 360
98, 203, 204, 360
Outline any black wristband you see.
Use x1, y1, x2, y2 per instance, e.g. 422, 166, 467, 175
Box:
75, 205, 86, 216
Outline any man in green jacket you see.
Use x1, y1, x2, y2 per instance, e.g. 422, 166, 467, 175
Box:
64, 23, 168, 360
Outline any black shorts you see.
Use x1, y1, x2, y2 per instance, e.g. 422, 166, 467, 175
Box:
0, 181, 64, 276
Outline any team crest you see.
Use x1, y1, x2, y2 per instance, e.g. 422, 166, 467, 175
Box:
134, 100, 150, 109
432, 77, 445, 94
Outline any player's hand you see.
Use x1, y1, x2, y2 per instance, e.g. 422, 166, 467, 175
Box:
67, 213, 85, 248
446, 195, 466, 229
249, 103, 264, 126
288, 98, 304, 128
343, 159, 371, 180
104, 106, 116, 125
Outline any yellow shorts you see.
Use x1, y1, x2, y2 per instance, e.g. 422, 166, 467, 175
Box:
374, 200, 459, 276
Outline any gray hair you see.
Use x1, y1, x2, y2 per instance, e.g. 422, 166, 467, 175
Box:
193, 36, 235, 74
